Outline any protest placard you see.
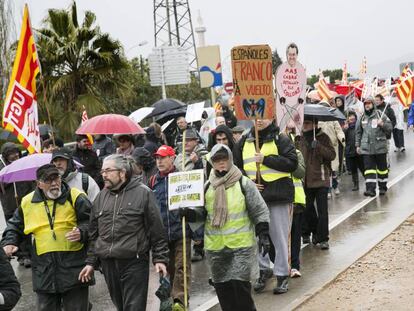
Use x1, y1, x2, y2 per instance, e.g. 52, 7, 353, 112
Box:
185, 102, 205, 123
168, 169, 204, 210
275, 61, 306, 132
197, 45, 223, 88
231, 45, 275, 120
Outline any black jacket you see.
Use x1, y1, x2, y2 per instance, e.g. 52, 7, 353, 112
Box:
86, 177, 169, 267
377, 103, 396, 128
344, 123, 358, 157
0, 248, 21, 311
72, 147, 101, 182
1, 184, 93, 294
233, 123, 298, 204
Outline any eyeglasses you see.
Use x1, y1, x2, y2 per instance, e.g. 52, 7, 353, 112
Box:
40, 175, 61, 185
100, 168, 121, 175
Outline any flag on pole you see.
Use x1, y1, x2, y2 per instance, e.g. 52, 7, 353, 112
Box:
81, 107, 94, 145
359, 56, 367, 77
2, 5, 41, 153
316, 71, 333, 101
341, 61, 348, 85
395, 65, 414, 108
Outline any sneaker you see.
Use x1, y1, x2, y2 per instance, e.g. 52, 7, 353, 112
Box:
290, 268, 302, 278
320, 241, 330, 250
302, 235, 310, 244
253, 268, 273, 293
401, 147, 406, 152
172, 301, 185, 311
394, 148, 399, 152
23, 258, 31, 268
364, 190, 376, 197
273, 276, 289, 294
327, 192, 332, 199
334, 188, 340, 195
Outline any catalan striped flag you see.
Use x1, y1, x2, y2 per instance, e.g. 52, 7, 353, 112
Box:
395, 65, 414, 108
2, 5, 41, 153
359, 56, 367, 77
81, 107, 94, 145
341, 61, 348, 85
316, 71, 333, 101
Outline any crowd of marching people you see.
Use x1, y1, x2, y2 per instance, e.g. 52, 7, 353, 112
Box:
0, 80, 411, 311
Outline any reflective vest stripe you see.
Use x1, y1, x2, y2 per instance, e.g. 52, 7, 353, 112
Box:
243, 158, 256, 164
205, 223, 252, 236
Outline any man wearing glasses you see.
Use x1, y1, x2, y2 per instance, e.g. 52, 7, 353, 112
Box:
79, 154, 169, 311
1, 164, 93, 310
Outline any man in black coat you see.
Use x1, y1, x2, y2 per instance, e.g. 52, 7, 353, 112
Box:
0, 248, 21, 311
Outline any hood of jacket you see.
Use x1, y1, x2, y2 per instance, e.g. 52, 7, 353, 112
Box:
1, 142, 20, 164
209, 143, 233, 166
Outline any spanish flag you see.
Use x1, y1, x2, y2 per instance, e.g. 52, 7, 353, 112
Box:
2, 5, 41, 153
395, 65, 414, 108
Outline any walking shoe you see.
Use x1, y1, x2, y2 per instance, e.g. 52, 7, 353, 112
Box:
312, 235, 318, 245
172, 301, 185, 311
302, 235, 310, 244
253, 268, 273, 293
327, 192, 332, 199
379, 189, 387, 196
401, 147, 406, 152
290, 268, 302, 278
320, 241, 330, 250
23, 258, 31, 268
394, 148, 400, 152
334, 188, 341, 195
273, 276, 289, 294
364, 190, 376, 197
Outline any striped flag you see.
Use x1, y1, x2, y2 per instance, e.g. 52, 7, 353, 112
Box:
395, 65, 414, 107
316, 71, 333, 101
377, 78, 391, 97
2, 5, 41, 153
81, 107, 94, 145
341, 61, 348, 85
359, 56, 367, 77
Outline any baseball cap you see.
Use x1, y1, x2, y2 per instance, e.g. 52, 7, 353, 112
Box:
184, 129, 198, 140
154, 145, 176, 157
51, 147, 72, 162
36, 164, 60, 181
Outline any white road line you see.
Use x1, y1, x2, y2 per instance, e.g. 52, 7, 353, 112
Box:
193, 164, 414, 311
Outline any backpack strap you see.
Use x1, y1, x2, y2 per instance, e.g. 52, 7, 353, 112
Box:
81, 173, 89, 193
149, 174, 157, 190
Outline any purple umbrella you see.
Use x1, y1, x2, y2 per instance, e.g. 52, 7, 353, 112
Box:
0, 153, 83, 183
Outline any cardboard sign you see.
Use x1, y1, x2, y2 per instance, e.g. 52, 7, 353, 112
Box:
275, 61, 306, 132
185, 102, 205, 123
197, 45, 223, 88
231, 45, 275, 120
168, 169, 204, 210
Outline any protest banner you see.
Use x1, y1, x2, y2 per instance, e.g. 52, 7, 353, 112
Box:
197, 45, 223, 88
185, 101, 205, 123
168, 169, 204, 211
231, 45, 275, 120
275, 59, 306, 133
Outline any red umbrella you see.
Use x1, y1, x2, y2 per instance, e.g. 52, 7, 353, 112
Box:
76, 114, 145, 135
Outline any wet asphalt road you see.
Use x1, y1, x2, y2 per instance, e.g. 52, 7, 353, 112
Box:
2, 133, 414, 311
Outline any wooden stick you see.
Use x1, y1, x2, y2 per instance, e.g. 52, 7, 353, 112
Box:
182, 216, 188, 310
254, 116, 261, 184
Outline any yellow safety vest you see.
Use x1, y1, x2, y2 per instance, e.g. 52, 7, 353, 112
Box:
204, 179, 255, 251
292, 176, 306, 205
21, 188, 84, 256
242, 140, 290, 182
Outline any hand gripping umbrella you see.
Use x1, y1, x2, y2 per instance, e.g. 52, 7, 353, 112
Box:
76, 114, 145, 135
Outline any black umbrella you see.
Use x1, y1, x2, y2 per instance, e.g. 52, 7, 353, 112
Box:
154, 106, 187, 123
304, 104, 345, 121
148, 98, 186, 118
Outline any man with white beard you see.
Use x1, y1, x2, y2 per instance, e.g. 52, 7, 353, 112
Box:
1, 164, 93, 310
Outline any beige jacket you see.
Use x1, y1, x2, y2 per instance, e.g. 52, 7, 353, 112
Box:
319, 121, 345, 171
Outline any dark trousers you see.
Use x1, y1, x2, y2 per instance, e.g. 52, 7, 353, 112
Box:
393, 128, 405, 148
363, 154, 388, 192
291, 212, 302, 270
101, 257, 149, 311
36, 286, 89, 311
302, 187, 329, 243
347, 156, 364, 176
168, 239, 191, 304
214, 280, 256, 311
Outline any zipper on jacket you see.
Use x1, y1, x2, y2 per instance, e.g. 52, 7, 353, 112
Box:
108, 194, 118, 256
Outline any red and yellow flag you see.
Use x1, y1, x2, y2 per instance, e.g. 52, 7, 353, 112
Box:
81, 108, 94, 145
2, 5, 41, 153
395, 65, 414, 108
316, 71, 333, 101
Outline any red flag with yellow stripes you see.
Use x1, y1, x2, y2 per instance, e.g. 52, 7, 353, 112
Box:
81, 108, 94, 145
2, 5, 41, 153
316, 72, 333, 101
396, 65, 414, 108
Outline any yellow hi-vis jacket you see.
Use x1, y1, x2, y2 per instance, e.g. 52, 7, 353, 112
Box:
204, 179, 255, 251
242, 140, 290, 182
292, 176, 306, 205
21, 188, 84, 255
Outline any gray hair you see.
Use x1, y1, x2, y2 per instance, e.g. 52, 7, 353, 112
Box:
103, 154, 134, 178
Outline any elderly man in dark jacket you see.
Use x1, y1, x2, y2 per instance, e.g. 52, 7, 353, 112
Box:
0, 143, 34, 267
233, 119, 298, 294
0, 248, 21, 311
2, 164, 93, 311
79, 154, 169, 311
298, 116, 336, 250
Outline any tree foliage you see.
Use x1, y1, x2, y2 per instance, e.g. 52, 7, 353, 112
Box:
272, 49, 283, 75
307, 69, 348, 86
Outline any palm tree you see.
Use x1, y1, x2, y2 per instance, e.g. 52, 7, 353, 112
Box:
36, 1, 130, 140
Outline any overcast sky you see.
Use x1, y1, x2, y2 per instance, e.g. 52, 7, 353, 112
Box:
13, 0, 414, 80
